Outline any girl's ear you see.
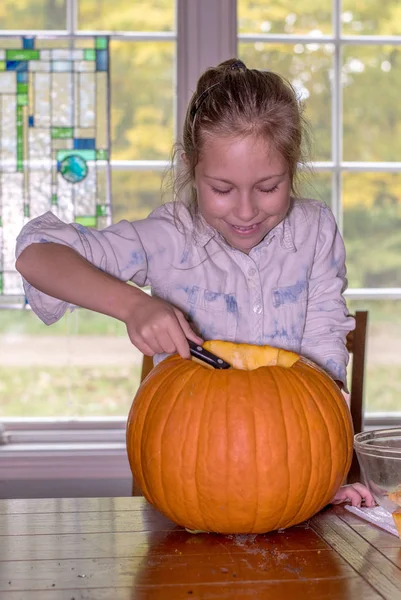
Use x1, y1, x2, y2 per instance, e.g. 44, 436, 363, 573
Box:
181, 152, 189, 165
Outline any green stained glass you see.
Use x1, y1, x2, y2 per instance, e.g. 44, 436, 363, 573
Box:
0, 35, 111, 301
17, 105, 23, 172
96, 37, 108, 50
96, 149, 108, 160
75, 216, 97, 227
57, 149, 96, 161
17, 83, 28, 94
6, 49, 40, 61
51, 127, 73, 139
17, 94, 28, 106
96, 204, 108, 216
84, 49, 96, 61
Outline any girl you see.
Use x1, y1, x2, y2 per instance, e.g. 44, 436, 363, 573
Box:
15, 58, 373, 508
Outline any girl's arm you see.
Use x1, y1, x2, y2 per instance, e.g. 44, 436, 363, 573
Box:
15, 212, 202, 357
300, 206, 354, 389
16, 242, 144, 323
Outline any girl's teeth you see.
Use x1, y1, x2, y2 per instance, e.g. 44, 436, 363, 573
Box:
233, 224, 257, 231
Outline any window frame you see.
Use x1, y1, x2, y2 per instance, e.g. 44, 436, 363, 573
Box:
238, 0, 401, 299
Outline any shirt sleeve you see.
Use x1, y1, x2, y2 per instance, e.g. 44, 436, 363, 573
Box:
300, 206, 355, 391
15, 211, 150, 325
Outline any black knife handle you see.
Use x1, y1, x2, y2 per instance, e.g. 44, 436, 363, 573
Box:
188, 340, 231, 369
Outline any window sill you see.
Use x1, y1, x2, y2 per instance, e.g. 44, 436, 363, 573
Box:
0, 419, 131, 481
0, 413, 399, 484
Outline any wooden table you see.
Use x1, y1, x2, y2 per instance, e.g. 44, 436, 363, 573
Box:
1, 497, 401, 599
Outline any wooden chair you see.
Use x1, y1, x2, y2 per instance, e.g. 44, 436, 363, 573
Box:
133, 311, 368, 491
346, 310, 369, 483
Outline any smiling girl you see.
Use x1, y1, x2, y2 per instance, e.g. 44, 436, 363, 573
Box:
15, 58, 373, 507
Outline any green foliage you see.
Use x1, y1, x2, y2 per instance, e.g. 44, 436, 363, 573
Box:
0, 364, 141, 417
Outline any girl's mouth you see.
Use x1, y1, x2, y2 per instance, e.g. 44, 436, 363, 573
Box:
230, 223, 260, 235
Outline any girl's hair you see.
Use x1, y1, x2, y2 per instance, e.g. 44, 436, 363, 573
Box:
167, 58, 311, 215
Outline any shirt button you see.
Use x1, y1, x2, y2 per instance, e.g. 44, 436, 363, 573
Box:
248, 268, 257, 277
253, 303, 262, 314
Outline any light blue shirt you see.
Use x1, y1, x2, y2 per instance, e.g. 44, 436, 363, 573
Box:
16, 198, 354, 387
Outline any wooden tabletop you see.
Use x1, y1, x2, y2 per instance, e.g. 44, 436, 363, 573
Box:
1, 497, 401, 599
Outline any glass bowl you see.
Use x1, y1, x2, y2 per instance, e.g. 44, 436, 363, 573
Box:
354, 428, 401, 513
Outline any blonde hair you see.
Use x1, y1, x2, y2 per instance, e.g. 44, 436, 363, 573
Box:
167, 58, 311, 215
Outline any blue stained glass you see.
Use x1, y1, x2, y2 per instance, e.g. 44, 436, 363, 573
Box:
28, 116, 35, 127
17, 72, 28, 82
6, 61, 28, 72
59, 155, 89, 184
74, 138, 96, 150
96, 50, 108, 72
23, 37, 35, 49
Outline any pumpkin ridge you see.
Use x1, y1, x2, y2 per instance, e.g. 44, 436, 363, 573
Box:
267, 367, 293, 532
193, 369, 214, 532
293, 365, 335, 516
282, 368, 313, 528
140, 361, 198, 512
310, 364, 353, 480
160, 365, 209, 527
292, 363, 348, 511
128, 359, 179, 500
250, 370, 260, 533
280, 366, 325, 527
306, 363, 353, 477
181, 368, 214, 528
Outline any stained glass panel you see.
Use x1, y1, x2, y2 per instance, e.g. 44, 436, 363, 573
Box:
0, 36, 111, 302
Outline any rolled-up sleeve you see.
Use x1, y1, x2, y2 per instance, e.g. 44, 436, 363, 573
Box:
300, 206, 355, 390
15, 211, 149, 325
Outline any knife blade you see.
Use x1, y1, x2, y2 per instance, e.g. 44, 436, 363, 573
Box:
188, 339, 231, 370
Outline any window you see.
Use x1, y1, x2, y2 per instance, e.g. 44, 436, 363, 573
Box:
237, 0, 401, 415
1, 0, 400, 423
0, 0, 176, 418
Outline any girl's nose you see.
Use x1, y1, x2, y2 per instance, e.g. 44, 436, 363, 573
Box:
234, 194, 258, 223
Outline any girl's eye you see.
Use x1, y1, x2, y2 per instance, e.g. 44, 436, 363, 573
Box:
211, 187, 232, 195
259, 185, 279, 194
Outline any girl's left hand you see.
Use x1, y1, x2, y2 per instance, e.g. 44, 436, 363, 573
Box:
330, 483, 375, 508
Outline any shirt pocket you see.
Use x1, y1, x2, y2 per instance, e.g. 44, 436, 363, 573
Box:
187, 286, 238, 341
270, 280, 308, 348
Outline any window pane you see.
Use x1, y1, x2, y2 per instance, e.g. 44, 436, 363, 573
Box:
79, 0, 175, 32
0, 309, 141, 417
0, 0, 66, 30
341, 1, 401, 36
346, 299, 401, 414
239, 43, 332, 161
298, 171, 332, 207
343, 46, 401, 162
238, 0, 332, 35
112, 169, 171, 222
343, 172, 401, 288
110, 41, 175, 160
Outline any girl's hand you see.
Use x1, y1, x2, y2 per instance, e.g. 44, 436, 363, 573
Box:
330, 483, 375, 508
125, 293, 203, 358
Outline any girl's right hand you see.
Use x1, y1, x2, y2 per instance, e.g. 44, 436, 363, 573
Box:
124, 293, 203, 358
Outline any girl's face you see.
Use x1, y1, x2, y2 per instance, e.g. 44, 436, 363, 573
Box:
194, 134, 291, 254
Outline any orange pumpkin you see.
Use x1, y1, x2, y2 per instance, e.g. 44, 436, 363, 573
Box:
126, 341, 353, 534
